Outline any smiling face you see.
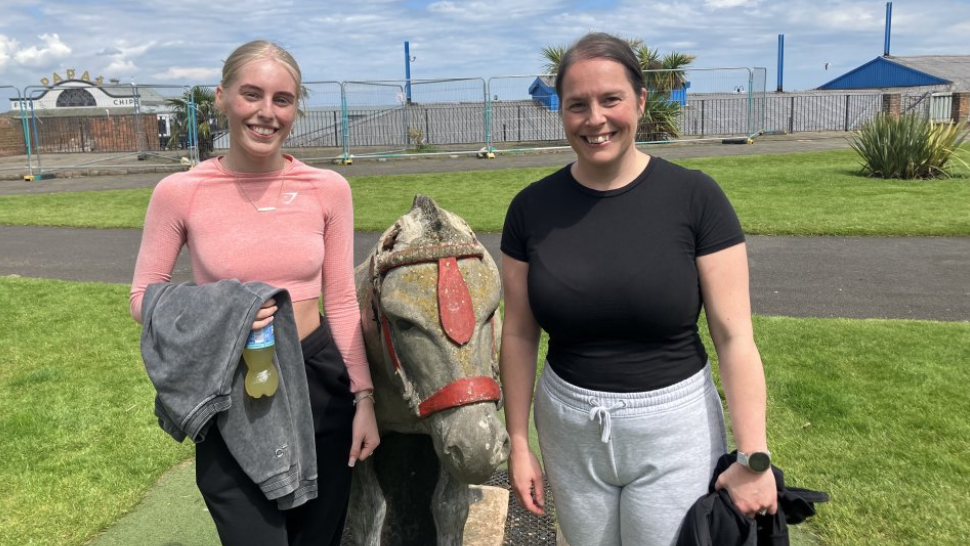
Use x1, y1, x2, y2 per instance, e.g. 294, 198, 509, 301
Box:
216, 58, 299, 172
560, 57, 647, 181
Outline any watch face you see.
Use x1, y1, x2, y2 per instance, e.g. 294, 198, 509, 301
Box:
749, 452, 771, 472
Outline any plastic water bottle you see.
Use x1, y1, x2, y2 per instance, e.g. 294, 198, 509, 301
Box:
243, 324, 278, 398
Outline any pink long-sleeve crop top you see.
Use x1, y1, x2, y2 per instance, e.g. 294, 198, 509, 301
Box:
130, 155, 372, 392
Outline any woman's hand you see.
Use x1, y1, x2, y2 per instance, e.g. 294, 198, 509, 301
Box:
348, 391, 380, 467
715, 462, 778, 518
508, 446, 546, 515
253, 298, 277, 330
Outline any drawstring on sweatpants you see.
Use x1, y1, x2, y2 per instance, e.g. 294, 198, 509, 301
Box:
588, 398, 626, 443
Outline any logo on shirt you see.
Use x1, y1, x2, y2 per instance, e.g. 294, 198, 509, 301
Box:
282, 192, 298, 205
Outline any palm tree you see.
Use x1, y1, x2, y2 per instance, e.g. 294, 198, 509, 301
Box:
541, 38, 694, 140
165, 86, 221, 160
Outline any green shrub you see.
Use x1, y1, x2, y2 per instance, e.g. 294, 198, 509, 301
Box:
849, 112, 968, 179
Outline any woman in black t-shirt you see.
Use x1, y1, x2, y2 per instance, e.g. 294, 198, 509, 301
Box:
499, 32, 777, 546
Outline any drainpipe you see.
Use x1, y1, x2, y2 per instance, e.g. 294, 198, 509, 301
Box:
884, 2, 892, 57
404, 41, 412, 104
777, 34, 785, 92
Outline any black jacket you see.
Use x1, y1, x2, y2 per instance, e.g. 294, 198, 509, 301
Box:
676, 452, 829, 546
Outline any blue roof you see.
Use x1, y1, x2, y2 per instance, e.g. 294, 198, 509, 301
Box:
817, 56, 951, 90
528, 77, 556, 95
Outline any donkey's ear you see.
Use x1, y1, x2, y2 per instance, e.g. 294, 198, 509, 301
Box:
411, 194, 443, 232
381, 222, 402, 252
411, 194, 436, 210
412, 194, 439, 218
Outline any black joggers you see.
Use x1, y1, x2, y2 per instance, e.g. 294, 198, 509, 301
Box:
195, 318, 356, 546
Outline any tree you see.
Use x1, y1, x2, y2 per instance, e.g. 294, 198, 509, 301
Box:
541, 38, 695, 140
165, 86, 221, 160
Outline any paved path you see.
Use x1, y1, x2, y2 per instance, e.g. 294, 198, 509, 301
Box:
2, 226, 967, 322
1, 132, 967, 322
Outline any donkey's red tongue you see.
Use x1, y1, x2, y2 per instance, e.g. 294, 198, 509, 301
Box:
438, 257, 475, 345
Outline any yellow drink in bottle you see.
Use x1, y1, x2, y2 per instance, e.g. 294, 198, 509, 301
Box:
243, 323, 278, 398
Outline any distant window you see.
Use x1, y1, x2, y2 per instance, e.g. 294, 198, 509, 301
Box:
56, 88, 97, 107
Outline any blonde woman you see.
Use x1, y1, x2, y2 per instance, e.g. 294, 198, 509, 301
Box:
131, 40, 378, 545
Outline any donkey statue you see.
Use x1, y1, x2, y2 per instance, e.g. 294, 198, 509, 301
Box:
347, 195, 511, 546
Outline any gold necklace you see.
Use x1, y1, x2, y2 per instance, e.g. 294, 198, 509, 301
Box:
232, 165, 286, 213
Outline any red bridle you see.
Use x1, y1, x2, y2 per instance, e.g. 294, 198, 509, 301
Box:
372, 243, 501, 418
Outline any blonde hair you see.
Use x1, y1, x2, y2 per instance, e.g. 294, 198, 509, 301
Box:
221, 40, 302, 100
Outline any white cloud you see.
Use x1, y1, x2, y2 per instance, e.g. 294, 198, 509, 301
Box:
115, 41, 155, 58
427, 0, 556, 21
815, 6, 881, 31
12, 33, 71, 66
105, 59, 137, 75
153, 67, 222, 81
705, 0, 757, 8
0, 34, 18, 72
2, 0, 970, 92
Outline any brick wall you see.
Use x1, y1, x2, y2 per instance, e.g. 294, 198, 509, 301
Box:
882, 93, 901, 117
951, 92, 969, 123
0, 116, 26, 157
30, 114, 161, 153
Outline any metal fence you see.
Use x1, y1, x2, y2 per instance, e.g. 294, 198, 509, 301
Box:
284, 81, 345, 157
4, 83, 192, 177
762, 93, 883, 133
677, 67, 768, 138
903, 91, 954, 121
2, 69, 966, 176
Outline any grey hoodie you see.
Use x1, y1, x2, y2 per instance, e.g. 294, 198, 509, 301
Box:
140, 279, 317, 509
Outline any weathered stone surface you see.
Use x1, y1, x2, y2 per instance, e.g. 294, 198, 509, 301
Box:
463, 485, 509, 546
347, 196, 511, 545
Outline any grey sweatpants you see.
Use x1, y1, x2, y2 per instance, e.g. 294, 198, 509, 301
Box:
534, 363, 728, 546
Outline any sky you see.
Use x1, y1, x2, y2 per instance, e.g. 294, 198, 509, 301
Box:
1, 0, 969, 97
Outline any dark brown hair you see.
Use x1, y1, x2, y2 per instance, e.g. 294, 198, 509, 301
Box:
554, 32, 645, 99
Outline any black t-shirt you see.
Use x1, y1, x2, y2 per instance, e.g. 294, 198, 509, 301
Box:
501, 157, 745, 392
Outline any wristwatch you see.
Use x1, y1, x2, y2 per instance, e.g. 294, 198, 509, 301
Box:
737, 450, 772, 473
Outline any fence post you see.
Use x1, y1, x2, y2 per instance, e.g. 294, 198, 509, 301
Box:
844, 95, 851, 131
29, 97, 43, 177
18, 95, 33, 177
700, 100, 705, 136
951, 92, 969, 123
133, 83, 147, 159
483, 79, 492, 152
340, 84, 350, 162
789, 96, 795, 133
746, 69, 755, 135
187, 92, 199, 166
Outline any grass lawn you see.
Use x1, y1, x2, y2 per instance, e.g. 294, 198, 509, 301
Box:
3, 145, 969, 544
0, 278, 192, 546
0, 148, 968, 235
2, 277, 968, 545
